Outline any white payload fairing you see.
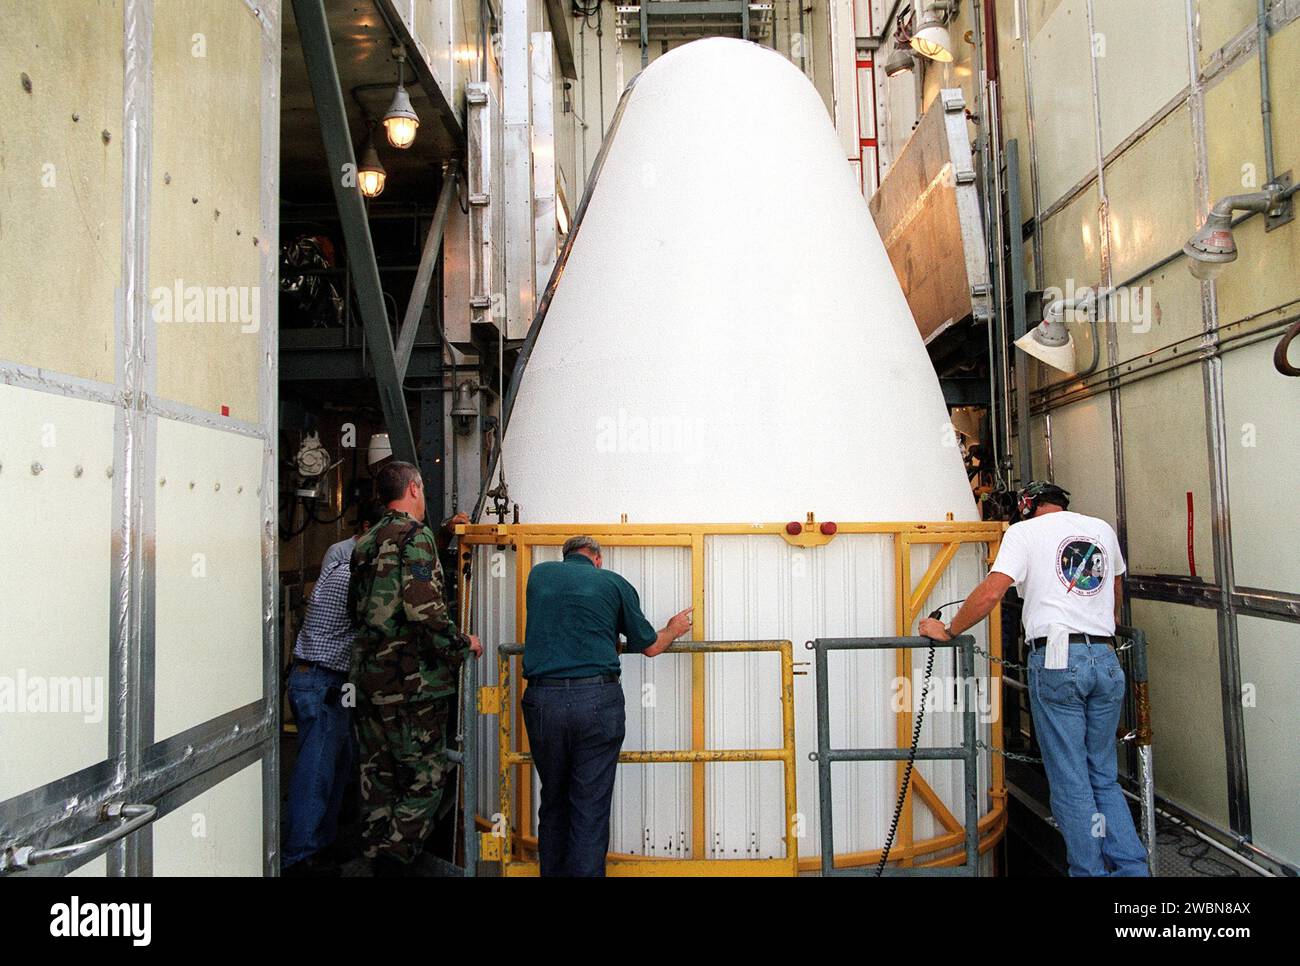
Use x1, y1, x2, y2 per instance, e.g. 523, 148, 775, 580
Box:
471, 38, 997, 869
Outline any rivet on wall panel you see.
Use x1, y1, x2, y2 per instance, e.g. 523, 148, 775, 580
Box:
101, 130, 111, 144
106, 466, 113, 478
74, 465, 83, 478
214, 482, 221, 492
159, 477, 167, 486
164, 173, 172, 184
20, 72, 32, 93
31, 462, 43, 475
189, 481, 196, 489
71, 112, 79, 122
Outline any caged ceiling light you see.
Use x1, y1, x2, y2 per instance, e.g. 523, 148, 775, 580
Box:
357, 134, 386, 198
382, 48, 420, 149
910, 1, 957, 63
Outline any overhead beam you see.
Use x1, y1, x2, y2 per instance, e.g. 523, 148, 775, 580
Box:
292, 0, 419, 466
396, 160, 459, 382
542, 0, 579, 79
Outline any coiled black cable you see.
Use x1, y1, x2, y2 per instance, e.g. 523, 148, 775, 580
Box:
875, 599, 965, 876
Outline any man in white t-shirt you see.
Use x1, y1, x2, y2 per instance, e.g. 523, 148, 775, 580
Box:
919, 481, 1150, 877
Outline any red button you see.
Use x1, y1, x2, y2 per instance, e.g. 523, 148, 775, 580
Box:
785, 521, 803, 535
820, 521, 838, 535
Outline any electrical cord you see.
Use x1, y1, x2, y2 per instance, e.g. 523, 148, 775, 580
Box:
875, 599, 964, 875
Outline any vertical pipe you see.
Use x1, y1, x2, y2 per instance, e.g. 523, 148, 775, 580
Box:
814, 640, 833, 876
1015, 0, 1044, 282
462, 641, 479, 876
989, 78, 1013, 484
987, 541, 1006, 816
1185, 0, 1251, 838
515, 540, 532, 840
1258, 0, 1276, 184
691, 535, 707, 859
961, 635, 979, 873
497, 643, 513, 872
1125, 625, 1155, 869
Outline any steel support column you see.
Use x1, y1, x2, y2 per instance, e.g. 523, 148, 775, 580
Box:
396, 161, 459, 382
292, 0, 418, 467
1005, 139, 1033, 481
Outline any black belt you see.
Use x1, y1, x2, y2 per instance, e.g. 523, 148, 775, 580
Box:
293, 659, 347, 674
1027, 633, 1114, 649
527, 673, 620, 687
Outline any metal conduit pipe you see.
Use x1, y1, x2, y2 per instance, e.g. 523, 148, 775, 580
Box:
1259, 0, 1277, 185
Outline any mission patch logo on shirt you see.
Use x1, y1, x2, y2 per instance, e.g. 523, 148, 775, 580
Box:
1055, 537, 1108, 595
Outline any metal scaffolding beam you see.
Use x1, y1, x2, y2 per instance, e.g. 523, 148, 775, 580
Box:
396, 160, 459, 383
291, 0, 418, 467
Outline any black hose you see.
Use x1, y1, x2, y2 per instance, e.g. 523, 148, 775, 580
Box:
875, 599, 965, 875
1274, 318, 1300, 376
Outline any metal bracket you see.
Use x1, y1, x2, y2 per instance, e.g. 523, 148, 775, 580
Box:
940, 89, 966, 113
479, 831, 502, 861
1265, 170, 1294, 232
478, 685, 502, 714
953, 166, 977, 185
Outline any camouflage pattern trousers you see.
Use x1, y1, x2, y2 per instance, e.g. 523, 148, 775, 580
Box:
355, 696, 453, 863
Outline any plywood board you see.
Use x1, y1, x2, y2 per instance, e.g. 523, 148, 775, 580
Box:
0, 0, 123, 382
869, 92, 987, 342
149, 0, 266, 421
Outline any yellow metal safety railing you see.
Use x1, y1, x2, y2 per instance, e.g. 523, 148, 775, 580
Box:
459, 519, 1008, 874
481, 639, 800, 876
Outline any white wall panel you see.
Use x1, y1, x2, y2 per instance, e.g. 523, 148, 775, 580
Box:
1237, 614, 1300, 868
1092, 0, 1189, 156
1027, 0, 1097, 207
1130, 598, 1228, 827
0, 385, 114, 801
1222, 340, 1300, 594
1038, 394, 1118, 528
152, 761, 262, 876
154, 419, 263, 740
1119, 366, 1214, 579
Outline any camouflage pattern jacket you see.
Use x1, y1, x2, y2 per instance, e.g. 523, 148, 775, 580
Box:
348, 509, 467, 703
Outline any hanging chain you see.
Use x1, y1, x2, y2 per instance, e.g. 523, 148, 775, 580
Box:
976, 739, 1043, 764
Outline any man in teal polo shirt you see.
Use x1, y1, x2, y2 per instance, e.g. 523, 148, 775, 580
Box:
522, 535, 693, 876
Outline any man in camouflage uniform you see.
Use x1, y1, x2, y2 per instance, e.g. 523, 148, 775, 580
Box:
348, 460, 481, 875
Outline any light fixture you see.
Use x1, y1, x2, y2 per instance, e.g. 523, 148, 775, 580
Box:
1183, 186, 1286, 281
1015, 298, 1085, 374
382, 48, 420, 149
911, 1, 956, 63
451, 381, 479, 436
358, 135, 386, 198
366, 433, 392, 470
885, 43, 916, 77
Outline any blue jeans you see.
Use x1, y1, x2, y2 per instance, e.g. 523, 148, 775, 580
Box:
521, 680, 626, 877
284, 665, 356, 868
1028, 642, 1150, 877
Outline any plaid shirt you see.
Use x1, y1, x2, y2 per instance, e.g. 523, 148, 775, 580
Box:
293, 559, 357, 673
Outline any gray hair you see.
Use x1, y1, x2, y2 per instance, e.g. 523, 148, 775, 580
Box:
562, 535, 602, 558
